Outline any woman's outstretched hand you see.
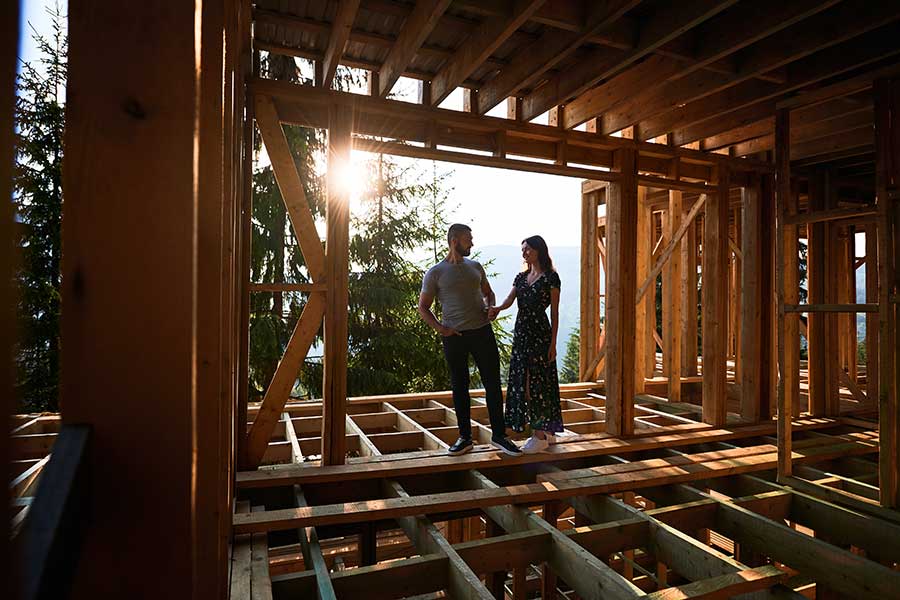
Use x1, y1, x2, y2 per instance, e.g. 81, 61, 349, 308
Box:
487, 306, 501, 321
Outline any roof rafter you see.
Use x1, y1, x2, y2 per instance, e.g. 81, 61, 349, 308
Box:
378, 0, 453, 97
320, 0, 362, 88
521, 0, 740, 122
637, 21, 900, 141
429, 0, 547, 106
474, 0, 642, 115
560, 0, 842, 129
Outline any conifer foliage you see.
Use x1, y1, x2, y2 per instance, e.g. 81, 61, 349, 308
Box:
14, 7, 66, 412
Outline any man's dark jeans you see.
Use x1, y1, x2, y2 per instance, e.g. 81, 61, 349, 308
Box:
441, 324, 506, 440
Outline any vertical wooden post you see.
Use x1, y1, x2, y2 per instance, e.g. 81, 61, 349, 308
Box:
1, 0, 18, 590
541, 502, 559, 600
322, 105, 352, 465
513, 565, 527, 600
463, 88, 478, 113
824, 178, 842, 417
847, 229, 858, 382
866, 223, 879, 404
665, 189, 683, 402
606, 149, 638, 436
785, 179, 801, 418
682, 216, 699, 381
702, 166, 730, 426
635, 188, 651, 393
807, 170, 835, 415
579, 187, 600, 380
761, 175, 777, 419
507, 96, 523, 121
196, 0, 230, 593
741, 174, 763, 422
741, 174, 775, 422
62, 2, 231, 595
731, 206, 742, 381
418, 81, 432, 105
359, 522, 377, 566
484, 518, 506, 598
237, 47, 257, 471
875, 77, 900, 508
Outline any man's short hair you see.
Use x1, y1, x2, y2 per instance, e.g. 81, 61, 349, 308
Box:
447, 223, 472, 246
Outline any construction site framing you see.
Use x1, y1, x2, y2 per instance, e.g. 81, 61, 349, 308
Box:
7, 1, 900, 599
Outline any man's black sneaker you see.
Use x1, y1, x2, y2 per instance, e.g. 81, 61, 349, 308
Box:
448, 437, 474, 456
491, 437, 522, 456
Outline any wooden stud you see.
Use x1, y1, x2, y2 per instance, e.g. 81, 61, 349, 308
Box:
682, 215, 699, 380
846, 229, 858, 382
866, 223, 879, 405
761, 175, 777, 420
541, 502, 560, 599
741, 174, 764, 422
703, 165, 730, 426
606, 149, 638, 436
807, 171, 828, 415
875, 77, 900, 507
665, 186, 683, 402
634, 188, 651, 392
483, 518, 507, 598
359, 522, 377, 566
1, 0, 16, 591
776, 108, 793, 479
61, 2, 231, 594
730, 206, 742, 380
580, 189, 600, 380
784, 178, 801, 420
322, 104, 353, 465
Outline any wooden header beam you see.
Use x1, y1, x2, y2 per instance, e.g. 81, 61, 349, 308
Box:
250, 78, 773, 179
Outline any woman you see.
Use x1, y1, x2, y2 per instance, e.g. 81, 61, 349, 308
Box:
490, 235, 563, 453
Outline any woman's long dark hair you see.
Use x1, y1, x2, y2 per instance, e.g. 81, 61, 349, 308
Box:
522, 235, 554, 273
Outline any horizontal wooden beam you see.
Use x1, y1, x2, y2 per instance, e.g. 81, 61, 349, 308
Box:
249, 283, 327, 293
233, 437, 874, 532
784, 303, 878, 313
784, 206, 877, 225
250, 78, 774, 176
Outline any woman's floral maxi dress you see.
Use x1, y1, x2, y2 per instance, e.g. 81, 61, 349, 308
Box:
504, 270, 564, 433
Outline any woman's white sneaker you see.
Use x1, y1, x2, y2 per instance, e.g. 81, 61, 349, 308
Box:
522, 435, 550, 454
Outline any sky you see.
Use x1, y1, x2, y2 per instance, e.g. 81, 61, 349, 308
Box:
19, 1, 62, 69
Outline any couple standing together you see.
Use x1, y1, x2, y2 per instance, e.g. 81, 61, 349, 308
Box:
418, 223, 563, 456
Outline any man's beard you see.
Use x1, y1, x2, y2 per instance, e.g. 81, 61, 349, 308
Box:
461, 246, 471, 256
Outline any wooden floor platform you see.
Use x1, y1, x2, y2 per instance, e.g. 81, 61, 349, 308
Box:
230, 411, 899, 600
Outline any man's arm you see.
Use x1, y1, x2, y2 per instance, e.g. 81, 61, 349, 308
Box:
418, 291, 458, 336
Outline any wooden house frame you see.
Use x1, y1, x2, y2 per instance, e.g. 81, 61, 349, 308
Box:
6, 1, 900, 599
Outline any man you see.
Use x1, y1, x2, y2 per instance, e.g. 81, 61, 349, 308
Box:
418, 224, 521, 456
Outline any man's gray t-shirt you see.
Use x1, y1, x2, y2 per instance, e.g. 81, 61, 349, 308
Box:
422, 258, 489, 332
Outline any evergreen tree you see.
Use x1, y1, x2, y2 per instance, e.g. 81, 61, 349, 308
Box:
560, 326, 580, 383
13, 7, 67, 412
343, 155, 453, 395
